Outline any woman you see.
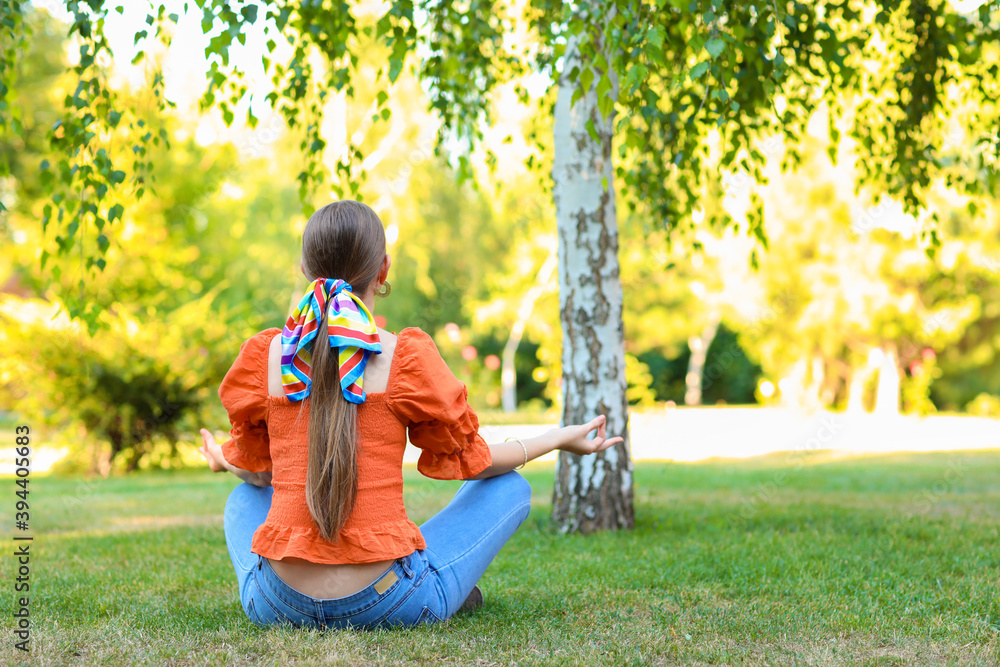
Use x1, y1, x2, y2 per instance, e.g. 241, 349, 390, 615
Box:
199, 200, 622, 629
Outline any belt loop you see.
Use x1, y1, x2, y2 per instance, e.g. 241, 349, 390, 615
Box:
398, 553, 415, 578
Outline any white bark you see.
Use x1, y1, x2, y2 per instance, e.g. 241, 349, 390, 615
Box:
873, 344, 901, 416
551, 25, 634, 533
801, 355, 827, 411
684, 315, 720, 406
780, 359, 808, 410
845, 366, 870, 413
501, 247, 558, 412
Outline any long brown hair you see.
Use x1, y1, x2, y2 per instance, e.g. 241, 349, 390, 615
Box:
300, 200, 386, 541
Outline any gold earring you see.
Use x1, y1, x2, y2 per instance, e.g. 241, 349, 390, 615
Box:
377, 281, 391, 298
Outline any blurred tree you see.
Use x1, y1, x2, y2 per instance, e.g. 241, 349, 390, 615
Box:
0, 10, 310, 470
1, 296, 220, 473
634, 324, 763, 405
463, 174, 559, 412
374, 159, 499, 333
618, 207, 764, 407
0, 8, 64, 207
0, 120, 307, 469
742, 136, 984, 414
924, 202, 1000, 412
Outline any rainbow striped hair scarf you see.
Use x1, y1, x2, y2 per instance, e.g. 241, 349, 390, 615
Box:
280, 278, 382, 404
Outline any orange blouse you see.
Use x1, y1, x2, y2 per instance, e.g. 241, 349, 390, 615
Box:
218, 327, 493, 564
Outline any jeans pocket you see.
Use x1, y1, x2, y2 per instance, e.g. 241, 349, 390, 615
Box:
251, 573, 310, 628
367, 564, 435, 628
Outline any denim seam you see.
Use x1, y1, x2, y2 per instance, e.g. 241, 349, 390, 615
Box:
434, 500, 531, 572
245, 598, 258, 624
227, 538, 258, 577
255, 575, 303, 625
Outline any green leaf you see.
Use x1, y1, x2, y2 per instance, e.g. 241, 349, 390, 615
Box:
647, 26, 664, 51
388, 58, 403, 83
705, 37, 725, 59
689, 61, 709, 79
79, 45, 94, 68
241, 5, 258, 23
108, 203, 124, 223
596, 74, 612, 105
585, 115, 599, 143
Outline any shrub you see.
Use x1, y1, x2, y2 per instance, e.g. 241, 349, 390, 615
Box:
966, 393, 1000, 418
1, 295, 238, 472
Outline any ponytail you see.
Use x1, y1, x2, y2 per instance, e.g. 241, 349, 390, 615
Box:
291, 199, 387, 542
306, 307, 360, 542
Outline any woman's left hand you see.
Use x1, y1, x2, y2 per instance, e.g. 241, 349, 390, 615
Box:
554, 415, 624, 456
199, 428, 228, 473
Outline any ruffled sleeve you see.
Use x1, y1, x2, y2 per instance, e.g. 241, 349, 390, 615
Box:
387, 328, 492, 480
218, 329, 278, 473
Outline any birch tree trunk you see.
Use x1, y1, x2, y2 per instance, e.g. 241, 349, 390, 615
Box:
846, 364, 871, 413
501, 248, 558, 412
684, 315, 720, 406
873, 344, 901, 417
551, 26, 634, 534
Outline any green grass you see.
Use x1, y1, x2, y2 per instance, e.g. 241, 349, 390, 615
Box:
2, 451, 1000, 666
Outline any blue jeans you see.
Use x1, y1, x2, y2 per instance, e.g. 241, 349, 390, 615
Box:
223, 471, 532, 629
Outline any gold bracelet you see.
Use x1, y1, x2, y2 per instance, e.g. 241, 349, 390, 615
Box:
505, 436, 528, 470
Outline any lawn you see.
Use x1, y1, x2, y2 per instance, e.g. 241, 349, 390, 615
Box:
2, 450, 999, 666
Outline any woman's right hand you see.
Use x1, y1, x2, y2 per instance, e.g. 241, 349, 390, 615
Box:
556, 415, 624, 456
199, 428, 229, 473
